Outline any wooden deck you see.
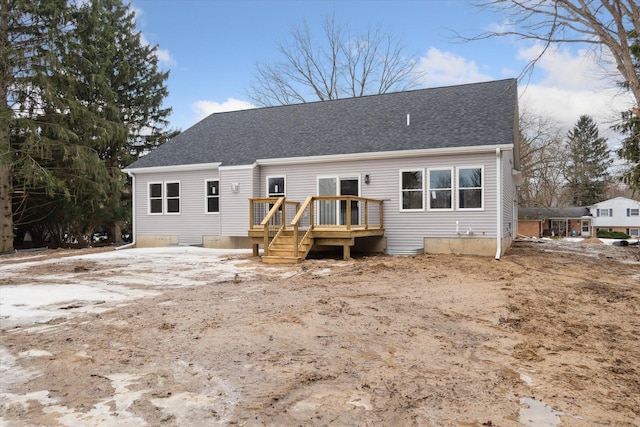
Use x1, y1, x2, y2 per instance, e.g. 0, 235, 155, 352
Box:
248, 196, 384, 263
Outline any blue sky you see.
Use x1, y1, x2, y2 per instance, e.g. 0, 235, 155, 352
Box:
131, 0, 634, 139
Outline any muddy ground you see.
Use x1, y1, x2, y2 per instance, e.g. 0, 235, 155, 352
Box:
1, 239, 639, 426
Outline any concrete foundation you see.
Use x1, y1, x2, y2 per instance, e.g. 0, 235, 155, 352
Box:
424, 236, 512, 258
135, 235, 251, 249
136, 235, 179, 247
202, 235, 252, 249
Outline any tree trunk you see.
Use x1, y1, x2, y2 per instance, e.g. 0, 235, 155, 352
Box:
0, 0, 14, 252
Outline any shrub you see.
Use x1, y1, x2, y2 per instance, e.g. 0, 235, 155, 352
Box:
596, 230, 630, 239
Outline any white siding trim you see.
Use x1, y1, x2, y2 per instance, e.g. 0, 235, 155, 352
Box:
219, 163, 258, 171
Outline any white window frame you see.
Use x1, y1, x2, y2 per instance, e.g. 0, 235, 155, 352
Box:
205, 179, 220, 214
456, 166, 484, 211
148, 182, 164, 215
628, 228, 639, 237
597, 208, 613, 217
165, 181, 181, 215
266, 176, 286, 198
399, 169, 425, 212
627, 208, 639, 217
427, 167, 453, 211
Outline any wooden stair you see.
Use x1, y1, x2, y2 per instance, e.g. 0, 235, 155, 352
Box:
262, 229, 313, 264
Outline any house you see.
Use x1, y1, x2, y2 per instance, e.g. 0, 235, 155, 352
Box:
518, 207, 592, 238
588, 197, 640, 238
123, 79, 521, 261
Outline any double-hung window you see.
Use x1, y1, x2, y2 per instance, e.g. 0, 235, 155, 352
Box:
597, 208, 612, 217
400, 170, 424, 211
457, 167, 483, 210
165, 182, 180, 214
627, 208, 639, 217
427, 168, 452, 210
267, 176, 285, 198
206, 180, 219, 213
148, 181, 180, 214
149, 183, 163, 214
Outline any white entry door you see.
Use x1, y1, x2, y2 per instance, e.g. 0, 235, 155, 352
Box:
317, 176, 360, 226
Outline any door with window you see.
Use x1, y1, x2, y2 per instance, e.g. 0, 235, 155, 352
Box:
317, 176, 360, 226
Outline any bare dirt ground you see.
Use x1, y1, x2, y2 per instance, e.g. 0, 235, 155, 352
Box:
1, 239, 639, 426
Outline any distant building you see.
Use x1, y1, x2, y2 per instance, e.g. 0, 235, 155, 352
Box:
588, 197, 640, 238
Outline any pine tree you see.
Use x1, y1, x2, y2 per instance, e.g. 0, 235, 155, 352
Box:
1, 0, 91, 251
563, 115, 612, 206
3, 0, 174, 249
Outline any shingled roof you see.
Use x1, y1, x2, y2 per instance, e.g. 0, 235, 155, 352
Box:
127, 79, 518, 169
519, 207, 591, 220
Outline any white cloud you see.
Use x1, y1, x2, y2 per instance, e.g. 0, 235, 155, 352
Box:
140, 33, 176, 67
415, 47, 493, 87
191, 98, 256, 122
516, 44, 634, 138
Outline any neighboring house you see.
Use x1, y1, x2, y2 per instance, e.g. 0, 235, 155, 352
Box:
124, 79, 521, 260
518, 207, 592, 238
588, 197, 640, 238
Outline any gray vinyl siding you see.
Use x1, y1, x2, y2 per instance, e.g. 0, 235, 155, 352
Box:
134, 169, 220, 245
501, 151, 517, 238
258, 151, 499, 252
219, 167, 255, 236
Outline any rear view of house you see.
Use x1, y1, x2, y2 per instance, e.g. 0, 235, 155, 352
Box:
124, 79, 521, 260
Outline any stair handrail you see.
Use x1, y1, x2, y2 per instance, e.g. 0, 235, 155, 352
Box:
259, 197, 286, 256
290, 196, 314, 258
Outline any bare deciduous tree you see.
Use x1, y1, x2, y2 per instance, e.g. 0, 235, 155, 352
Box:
519, 110, 567, 207
470, 0, 640, 107
249, 15, 421, 107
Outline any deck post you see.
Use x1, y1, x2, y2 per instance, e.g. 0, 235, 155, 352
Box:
343, 244, 350, 260
249, 200, 254, 230
364, 200, 369, 229
253, 243, 259, 256
263, 225, 269, 256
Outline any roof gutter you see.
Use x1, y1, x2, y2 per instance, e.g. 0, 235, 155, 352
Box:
257, 144, 514, 166
124, 162, 222, 174
495, 147, 502, 260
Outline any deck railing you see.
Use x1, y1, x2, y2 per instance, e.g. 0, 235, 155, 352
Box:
250, 196, 383, 257
249, 197, 300, 254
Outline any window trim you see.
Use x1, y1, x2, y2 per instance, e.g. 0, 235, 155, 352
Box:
205, 179, 220, 214
399, 169, 425, 212
266, 175, 286, 198
148, 182, 164, 215
628, 228, 639, 237
456, 166, 484, 211
164, 181, 181, 215
627, 208, 639, 217
427, 167, 453, 211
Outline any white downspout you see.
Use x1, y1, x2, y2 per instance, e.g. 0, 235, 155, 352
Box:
495, 148, 502, 260
116, 172, 136, 250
